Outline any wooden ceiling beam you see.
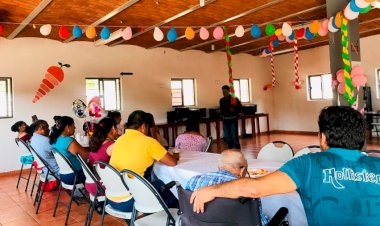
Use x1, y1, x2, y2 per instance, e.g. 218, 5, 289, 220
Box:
149, 0, 284, 49
7, 0, 53, 39
107, 0, 217, 47
181, 4, 326, 51
64, 0, 140, 43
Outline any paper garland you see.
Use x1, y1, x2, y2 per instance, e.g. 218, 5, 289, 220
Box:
223, 26, 237, 105
293, 39, 301, 89
341, 17, 356, 106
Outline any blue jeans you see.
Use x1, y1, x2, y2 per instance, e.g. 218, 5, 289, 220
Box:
223, 118, 240, 149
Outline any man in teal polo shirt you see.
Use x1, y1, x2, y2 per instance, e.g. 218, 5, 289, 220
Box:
190, 106, 380, 225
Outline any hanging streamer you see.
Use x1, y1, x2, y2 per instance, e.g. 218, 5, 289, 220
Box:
270, 50, 276, 87
223, 26, 237, 105
293, 39, 301, 89
341, 17, 356, 106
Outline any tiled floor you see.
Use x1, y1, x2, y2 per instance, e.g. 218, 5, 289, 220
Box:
1, 133, 379, 226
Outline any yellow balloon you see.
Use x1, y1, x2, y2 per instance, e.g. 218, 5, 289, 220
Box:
309, 20, 320, 34
275, 28, 282, 36
86, 26, 96, 39
185, 27, 195, 40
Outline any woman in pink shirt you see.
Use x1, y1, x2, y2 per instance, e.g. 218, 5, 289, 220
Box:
175, 118, 207, 152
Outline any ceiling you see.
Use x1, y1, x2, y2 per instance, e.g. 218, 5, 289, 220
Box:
1, 0, 380, 56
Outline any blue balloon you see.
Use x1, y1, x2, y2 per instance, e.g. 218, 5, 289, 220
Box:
272, 39, 279, 47
100, 26, 110, 40
265, 48, 271, 54
72, 25, 82, 38
305, 27, 314, 40
250, 24, 261, 38
289, 32, 295, 40
167, 28, 177, 42
350, 0, 362, 13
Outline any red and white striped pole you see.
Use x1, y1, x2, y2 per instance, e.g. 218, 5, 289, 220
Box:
294, 39, 301, 89
270, 50, 276, 87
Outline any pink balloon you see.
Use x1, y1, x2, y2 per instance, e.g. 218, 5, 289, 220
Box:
199, 27, 209, 40
338, 83, 346, 94
352, 75, 367, 87
336, 69, 345, 83
213, 26, 224, 40
122, 27, 132, 40
277, 34, 285, 41
318, 20, 329, 37
285, 37, 294, 43
351, 66, 365, 78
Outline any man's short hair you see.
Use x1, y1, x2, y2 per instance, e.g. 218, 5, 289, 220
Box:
221, 85, 230, 91
126, 110, 146, 130
33, 120, 48, 132
218, 149, 247, 170
318, 106, 366, 150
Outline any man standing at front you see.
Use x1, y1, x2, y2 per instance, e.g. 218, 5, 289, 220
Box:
219, 85, 242, 149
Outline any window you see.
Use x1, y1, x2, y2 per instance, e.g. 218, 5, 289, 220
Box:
0, 77, 13, 118
376, 69, 380, 98
85, 78, 121, 111
307, 74, 333, 100
171, 79, 195, 106
233, 79, 250, 103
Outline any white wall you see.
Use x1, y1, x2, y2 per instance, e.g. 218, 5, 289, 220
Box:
0, 37, 274, 172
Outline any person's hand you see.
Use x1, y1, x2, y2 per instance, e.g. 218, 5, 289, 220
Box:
190, 186, 216, 213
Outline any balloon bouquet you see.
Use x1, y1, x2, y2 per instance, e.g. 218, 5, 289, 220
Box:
72, 96, 105, 136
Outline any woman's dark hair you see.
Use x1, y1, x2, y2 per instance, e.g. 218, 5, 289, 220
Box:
53, 115, 61, 122
185, 118, 200, 132
126, 110, 146, 129
11, 121, 26, 132
107, 111, 121, 122
89, 117, 116, 152
49, 116, 74, 144
318, 106, 366, 150
33, 120, 48, 132
145, 112, 156, 137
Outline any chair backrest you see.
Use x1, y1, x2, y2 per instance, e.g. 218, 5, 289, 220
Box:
76, 154, 103, 194
94, 161, 130, 200
121, 169, 173, 217
52, 148, 75, 175
29, 145, 60, 181
293, 145, 321, 158
257, 141, 293, 162
177, 185, 261, 226
15, 138, 32, 157
28, 144, 45, 168
203, 136, 212, 152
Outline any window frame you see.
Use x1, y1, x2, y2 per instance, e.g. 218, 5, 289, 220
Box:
0, 77, 13, 118
307, 73, 332, 101
233, 78, 251, 103
376, 69, 380, 99
85, 77, 121, 111
171, 78, 196, 107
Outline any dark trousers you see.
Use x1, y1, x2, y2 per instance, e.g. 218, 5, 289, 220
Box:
223, 118, 240, 149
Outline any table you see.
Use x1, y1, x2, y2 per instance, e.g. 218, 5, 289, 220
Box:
154, 151, 307, 226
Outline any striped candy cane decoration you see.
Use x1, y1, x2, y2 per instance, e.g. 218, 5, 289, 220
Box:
270, 50, 276, 87
294, 39, 301, 89
223, 26, 237, 105
341, 17, 356, 106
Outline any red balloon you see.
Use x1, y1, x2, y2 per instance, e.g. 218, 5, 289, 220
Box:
269, 35, 277, 41
0, 25, 3, 34
296, 28, 305, 39
59, 25, 70, 39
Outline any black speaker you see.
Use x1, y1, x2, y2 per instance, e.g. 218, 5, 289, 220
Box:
363, 86, 372, 112
209, 108, 220, 119
242, 104, 257, 115
167, 111, 177, 123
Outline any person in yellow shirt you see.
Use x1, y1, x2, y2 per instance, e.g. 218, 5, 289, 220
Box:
110, 110, 178, 207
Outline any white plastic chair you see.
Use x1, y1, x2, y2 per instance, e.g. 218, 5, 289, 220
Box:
293, 145, 321, 158
52, 148, 87, 225
257, 141, 294, 163
94, 161, 133, 225
203, 136, 212, 152
15, 138, 34, 192
76, 154, 106, 226
364, 150, 380, 158
121, 169, 179, 226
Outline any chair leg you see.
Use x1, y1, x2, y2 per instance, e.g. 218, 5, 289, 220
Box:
88, 200, 96, 226
84, 200, 92, 226
36, 178, 48, 214
65, 184, 77, 225
31, 170, 38, 197
33, 180, 42, 206
16, 164, 24, 188
25, 165, 34, 192
100, 199, 107, 226
130, 205, 137, 226
53, 183, 62, 217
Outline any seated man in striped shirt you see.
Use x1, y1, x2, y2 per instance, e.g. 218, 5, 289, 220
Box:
186, 149, 268, 225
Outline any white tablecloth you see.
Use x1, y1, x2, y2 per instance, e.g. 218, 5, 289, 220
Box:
154, 151, 307, 226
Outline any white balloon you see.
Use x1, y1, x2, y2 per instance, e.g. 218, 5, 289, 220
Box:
371, 1, 380, 9
40, 24, 52, 36
153, 27, 164, 41
356, 0, 370, 8
282, 22, 293, 37
344, 5, 359, 20
235, 25, 245, 38
328, 17, 339, 32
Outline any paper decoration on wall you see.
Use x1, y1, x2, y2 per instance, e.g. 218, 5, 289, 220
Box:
153, 27, 164, 41
32, 62, 71, 103
293, 39, 301, 89
40, 24, 52, 36
72, 99, 87, 118
185, 27, 195, 40
223, 26, 236, 105
86, 26, 96, 39
341, 17, 356, 106
122, 27, 132, 40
